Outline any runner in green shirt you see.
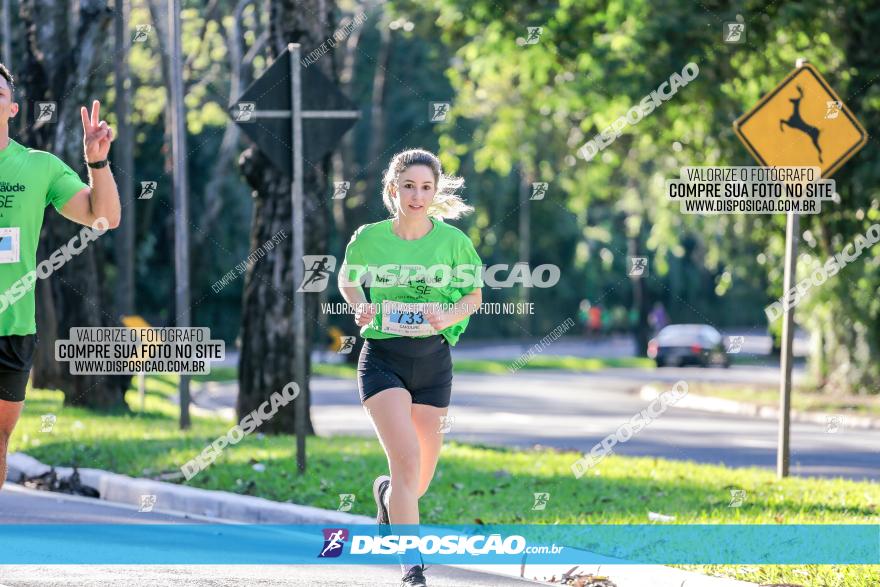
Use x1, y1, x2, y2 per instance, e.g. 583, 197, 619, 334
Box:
340, 214, 483, 346
0, 63, 121, 491
338, 148, 482, 587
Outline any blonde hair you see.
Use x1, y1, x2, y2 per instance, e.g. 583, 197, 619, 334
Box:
381, 148, 474, 220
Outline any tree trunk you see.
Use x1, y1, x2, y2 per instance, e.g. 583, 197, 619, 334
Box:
341, 6, 384, 364
237, 0, 339, 433
18, 0, 129, 408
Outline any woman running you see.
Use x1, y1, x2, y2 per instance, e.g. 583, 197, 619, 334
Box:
337, 148, 483, 587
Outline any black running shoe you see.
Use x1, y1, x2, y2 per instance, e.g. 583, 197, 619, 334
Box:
372, 475, 391, 525
400, 564, 428, 587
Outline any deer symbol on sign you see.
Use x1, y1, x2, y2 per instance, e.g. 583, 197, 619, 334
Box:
779, 85, 823, 163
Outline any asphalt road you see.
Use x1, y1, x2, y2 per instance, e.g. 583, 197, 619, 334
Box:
191, 362, 878, 481
0, 484, 541, 586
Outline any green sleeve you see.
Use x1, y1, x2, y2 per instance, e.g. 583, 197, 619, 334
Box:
45, 154, 88, 212
455, 234, 483, 296
340, 228, 369, 286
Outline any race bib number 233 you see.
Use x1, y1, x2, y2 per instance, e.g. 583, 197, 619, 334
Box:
380, 301, 438, 336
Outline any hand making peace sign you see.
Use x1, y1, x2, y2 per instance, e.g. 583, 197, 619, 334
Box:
80, 100, 114, 164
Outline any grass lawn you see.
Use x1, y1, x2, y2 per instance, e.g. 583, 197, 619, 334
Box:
671, 382, 880, 418
9, 375, 878, 587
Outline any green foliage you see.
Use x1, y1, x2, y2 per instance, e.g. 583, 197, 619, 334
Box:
390, 0, 880, 392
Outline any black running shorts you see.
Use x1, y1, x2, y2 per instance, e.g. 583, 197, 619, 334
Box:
357, 335, 453, 408
0, 334, 36, 402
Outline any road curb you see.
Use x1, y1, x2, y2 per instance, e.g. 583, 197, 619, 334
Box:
7, 452, 759, 586
640, 385, 880, 430
6, 452, 372, 525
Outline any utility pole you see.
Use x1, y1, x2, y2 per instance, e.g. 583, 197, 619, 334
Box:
114, 0, 135, 316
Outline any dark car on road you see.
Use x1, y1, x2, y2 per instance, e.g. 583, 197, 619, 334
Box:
647, 324, 730, 368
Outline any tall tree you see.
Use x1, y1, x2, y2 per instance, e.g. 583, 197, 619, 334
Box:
18, 0, 129, 408
236, 0, 341, 433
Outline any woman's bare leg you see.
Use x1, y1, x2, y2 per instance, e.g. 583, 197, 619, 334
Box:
411, 404, 448, 498
0, 399, 24, 491
364, 387, 421, 524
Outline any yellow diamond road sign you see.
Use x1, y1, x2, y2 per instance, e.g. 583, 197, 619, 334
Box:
733, 63, 867, 177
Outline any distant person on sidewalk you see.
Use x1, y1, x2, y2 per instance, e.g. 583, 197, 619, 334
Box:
648, 302, 669, 335
337, 149, 482, 587
0, 64, 121, 490
588, 304, 602, 338
578, 299, 591, 337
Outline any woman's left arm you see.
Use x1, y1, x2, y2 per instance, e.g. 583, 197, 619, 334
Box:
425, 287, 482, 332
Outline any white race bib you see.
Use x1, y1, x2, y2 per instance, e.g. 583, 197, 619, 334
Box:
380, 301, 438, 336
0, 228, 21, 264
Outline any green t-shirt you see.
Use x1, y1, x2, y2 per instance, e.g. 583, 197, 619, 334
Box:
341, 216, 483, 346
0, 139, 87, 335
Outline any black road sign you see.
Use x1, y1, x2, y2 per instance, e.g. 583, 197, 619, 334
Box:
229, 46, 359, 176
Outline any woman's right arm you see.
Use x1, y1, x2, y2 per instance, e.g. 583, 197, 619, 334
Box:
338, 265, 376, 327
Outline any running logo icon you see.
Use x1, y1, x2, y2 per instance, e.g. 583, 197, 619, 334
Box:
298, 255, 337, 292
234, 102, 256, 123
824, 100, 842, 120
530, 182, 548, 200
337, 336, 356, 354
825, 415, 845, 434
437, 415, 454, 434
430, 102, 450, 123
337, 494, 355, 512
726, 335, 744, 354
628, 257, 648, 277
318, 528, 348, 558
133, 24, 152, 42
524, 27, 543, 45
723, 21, 746, 44
139, 181, 157, 200
532, 492, 550, 510
40, 414, 56, 433
728, 489, 746, 508
139, 494, 157, 512
332, 181, 350, 199
35, 102, 57, 124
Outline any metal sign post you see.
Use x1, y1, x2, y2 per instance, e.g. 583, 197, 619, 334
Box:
290, 44, 306, 474
230, 44, 360, 473
777, 209, 798, 477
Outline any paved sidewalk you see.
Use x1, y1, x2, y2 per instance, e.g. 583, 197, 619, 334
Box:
640, 384, 880, 430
